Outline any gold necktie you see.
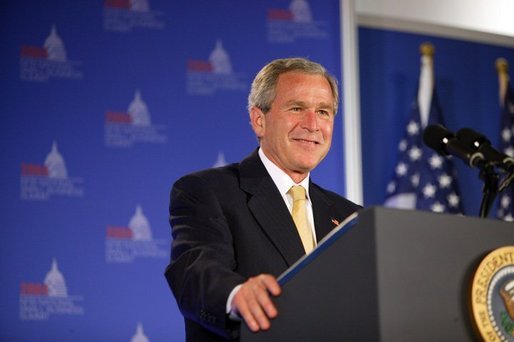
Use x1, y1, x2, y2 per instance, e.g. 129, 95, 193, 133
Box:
289, 185, 314, 253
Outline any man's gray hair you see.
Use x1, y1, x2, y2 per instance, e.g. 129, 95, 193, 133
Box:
247, 57, 339, 115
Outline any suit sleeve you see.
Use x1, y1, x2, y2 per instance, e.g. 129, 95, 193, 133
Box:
164, 173, 245, 338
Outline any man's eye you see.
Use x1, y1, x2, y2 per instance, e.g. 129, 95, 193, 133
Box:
291, 107, 302, 112
318, 110, 330, 116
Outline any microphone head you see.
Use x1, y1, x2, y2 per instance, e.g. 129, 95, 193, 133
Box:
457, 127, 514, 168
424, 124, 486, 167
423, 124, 455, 156
456, 128, 491, 149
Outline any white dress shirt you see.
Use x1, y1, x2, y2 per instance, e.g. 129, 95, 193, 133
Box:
258, 148, 317, 242
226, 148, 318, 317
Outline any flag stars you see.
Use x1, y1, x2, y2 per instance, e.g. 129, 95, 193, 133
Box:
384, 89, 464, 215
447, 193, 460, 208
422, 183, 436, 198
410, 173, 420, 187
387, 181, 396, 194
504, 146, 514, 158
501, 194, 511, 209
396, 162, 408, 176
431, 202, 445, 213
497, 86, 513, 220
429, 154, 443, 169
398, 139, 408, 152
408, 146, 422, 161
438, 173, 452, 188
407, 121, 420, 136
502, 127, 512, 142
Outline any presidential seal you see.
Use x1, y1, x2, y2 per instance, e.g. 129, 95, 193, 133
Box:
471, 246, 514, 341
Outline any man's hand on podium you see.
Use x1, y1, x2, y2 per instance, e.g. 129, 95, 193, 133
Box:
230, 274, 282, 332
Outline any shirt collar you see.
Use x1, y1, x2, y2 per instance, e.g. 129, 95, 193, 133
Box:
258, 148, 310, 199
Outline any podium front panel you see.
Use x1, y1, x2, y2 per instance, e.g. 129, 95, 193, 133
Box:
241, 207, 514, 341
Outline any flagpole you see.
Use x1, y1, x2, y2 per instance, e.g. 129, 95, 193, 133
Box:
495, 58, 514, 194
418, 42, 434, 128
496, 58, 508, 106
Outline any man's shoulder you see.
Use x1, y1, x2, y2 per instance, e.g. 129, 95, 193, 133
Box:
173, 149, 261, 190
311, 183, 340, 199
310, 182, 362, 210
175, 163, 241, 188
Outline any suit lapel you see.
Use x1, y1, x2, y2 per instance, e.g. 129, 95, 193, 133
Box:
240, 150, 305, 266
310, 184, 336, 242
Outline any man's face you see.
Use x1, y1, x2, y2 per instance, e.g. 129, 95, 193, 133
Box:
251, 71, 335, 183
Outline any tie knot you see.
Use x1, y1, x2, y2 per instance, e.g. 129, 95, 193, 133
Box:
289, 185, 306, 201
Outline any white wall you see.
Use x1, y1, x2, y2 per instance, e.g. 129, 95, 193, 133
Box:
356, 0, 514, 46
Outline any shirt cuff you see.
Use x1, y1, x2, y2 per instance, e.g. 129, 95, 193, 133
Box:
226, 284, 243, 321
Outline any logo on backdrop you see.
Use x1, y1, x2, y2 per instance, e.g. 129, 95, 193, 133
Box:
104, 89, 167, 147
103, 0, 165, 32
20, 25, 83, 82
19, 259, 84, 320
131, 322, 150, 342
105, 205, 167, 263
266, 0, 329, 43
471, 246, 514, 340
186, 39, 248, 95
20, 141, 84, 200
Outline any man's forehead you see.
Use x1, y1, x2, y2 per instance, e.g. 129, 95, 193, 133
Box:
284, 99, 334, 108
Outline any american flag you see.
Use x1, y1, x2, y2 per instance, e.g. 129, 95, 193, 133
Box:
497, 81, 514, 221
384, 92, 463, 214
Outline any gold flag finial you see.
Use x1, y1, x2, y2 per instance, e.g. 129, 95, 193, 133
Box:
496, 58, 509, 106
496, 58, 509, 75
420, 42, 435, 57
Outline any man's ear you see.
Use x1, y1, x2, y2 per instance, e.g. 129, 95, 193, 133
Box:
249, 106, 265, 138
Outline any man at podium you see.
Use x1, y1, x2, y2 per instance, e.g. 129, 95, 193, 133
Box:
165, 57, 360, 341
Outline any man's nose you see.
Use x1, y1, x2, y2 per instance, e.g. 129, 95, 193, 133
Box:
302, 110, 319, 131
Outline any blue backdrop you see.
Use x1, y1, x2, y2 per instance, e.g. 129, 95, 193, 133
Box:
1, 1, 344, 340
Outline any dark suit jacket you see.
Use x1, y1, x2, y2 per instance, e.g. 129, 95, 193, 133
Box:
165, 149, 361, 341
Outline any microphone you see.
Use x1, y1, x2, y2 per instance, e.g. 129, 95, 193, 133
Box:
456, 127, 514, 171
423, 124, 485, 168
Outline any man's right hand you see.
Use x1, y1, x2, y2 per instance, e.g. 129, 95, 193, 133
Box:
230, 274, 281, 332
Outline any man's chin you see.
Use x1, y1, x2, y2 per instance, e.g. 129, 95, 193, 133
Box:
294, 159, 323, 174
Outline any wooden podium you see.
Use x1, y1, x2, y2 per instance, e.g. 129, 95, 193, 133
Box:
240, 207, 514, 341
